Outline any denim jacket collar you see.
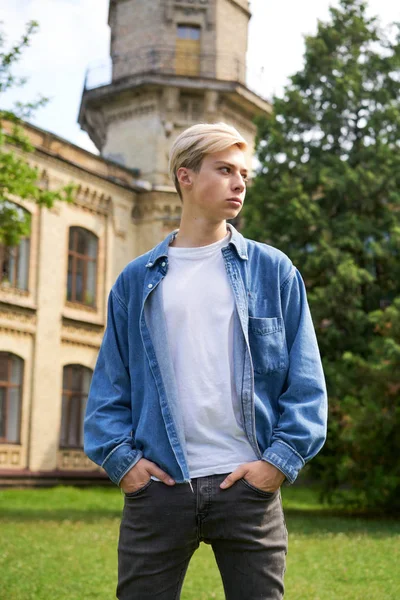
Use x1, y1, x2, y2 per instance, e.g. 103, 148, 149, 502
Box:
145, 223, 248, 268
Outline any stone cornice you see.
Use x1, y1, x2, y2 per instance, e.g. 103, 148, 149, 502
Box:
3, 120, 148, 193
0, 286, 36, 309
165, 0, 215, 27
57, 449, 102, 471
221, 101, 258, 133
0, 446, 22, 468
105, 101, 157, 125
30, 150, 140, 200
74, 184, 112, 216
131, 194, 182, 224
0, 303, 36, 337
61, 317, 104, 349
152, 185, 177, 194
80, 74, 271, 122
0, 325, 34, 337
227, 0, 251, 19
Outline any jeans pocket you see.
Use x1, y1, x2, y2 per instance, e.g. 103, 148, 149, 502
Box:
124, 479, 153, 498
240, 477, 276, 498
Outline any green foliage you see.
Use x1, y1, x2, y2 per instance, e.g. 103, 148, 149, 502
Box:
0, 20, 73, 247
243, 0, 400, 511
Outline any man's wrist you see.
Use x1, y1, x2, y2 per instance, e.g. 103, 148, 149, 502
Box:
101, 444, 143, 486
262, 441, 305, 484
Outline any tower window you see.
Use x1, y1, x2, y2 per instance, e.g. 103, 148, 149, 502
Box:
176, 25, 201, 76
180, 96, 204, 122
177, 25, 201, 41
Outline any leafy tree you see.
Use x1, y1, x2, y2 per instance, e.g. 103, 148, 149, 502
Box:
243, 0, 400, 512
0, 20, 73, 249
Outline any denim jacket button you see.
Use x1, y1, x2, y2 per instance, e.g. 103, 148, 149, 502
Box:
148, 284, 153, 289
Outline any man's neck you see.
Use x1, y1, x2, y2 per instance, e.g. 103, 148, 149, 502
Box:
170, 219, 229, 248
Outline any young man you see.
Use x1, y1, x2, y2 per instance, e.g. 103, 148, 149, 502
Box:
84, 122, 328, 600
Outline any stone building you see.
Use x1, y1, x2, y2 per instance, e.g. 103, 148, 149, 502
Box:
0, 0, 270, 485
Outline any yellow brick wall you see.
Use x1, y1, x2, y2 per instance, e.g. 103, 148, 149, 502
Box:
111, 0, 216, 80
0, 125, 184, 478
215, 0, 250, 83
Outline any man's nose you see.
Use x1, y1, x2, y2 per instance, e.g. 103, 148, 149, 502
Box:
232, 176, 245, 193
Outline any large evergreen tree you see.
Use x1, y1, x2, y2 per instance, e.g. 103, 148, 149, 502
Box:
243, 0, 400, 511
0, 21, 72, 248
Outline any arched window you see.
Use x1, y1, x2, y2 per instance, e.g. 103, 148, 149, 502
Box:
176, 24, 201, 76
0, 353, 23, 444
0, 203, 30, 291
60, 365, 92, 449
67, 227, 98, 307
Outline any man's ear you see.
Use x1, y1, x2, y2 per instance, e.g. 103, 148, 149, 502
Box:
176, 167, 193, 190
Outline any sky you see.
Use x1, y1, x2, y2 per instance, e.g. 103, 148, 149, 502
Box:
1, 0, 398, 155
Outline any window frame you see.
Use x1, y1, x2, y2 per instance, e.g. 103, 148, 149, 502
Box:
177, 24, 201, 41
0, 202, 31, 292
60, 364, 92, 450
0, 352, 23, 445
67, 227, 98, 308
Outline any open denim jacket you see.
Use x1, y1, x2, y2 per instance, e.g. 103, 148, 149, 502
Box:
84, 224, 327, 486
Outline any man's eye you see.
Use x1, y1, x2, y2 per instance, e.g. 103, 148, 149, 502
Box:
220, 167, 230, 173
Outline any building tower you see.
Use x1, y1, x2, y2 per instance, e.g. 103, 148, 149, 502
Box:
79, 0, 271, 187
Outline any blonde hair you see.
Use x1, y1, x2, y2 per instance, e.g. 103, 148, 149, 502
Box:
168, 122, 247, 199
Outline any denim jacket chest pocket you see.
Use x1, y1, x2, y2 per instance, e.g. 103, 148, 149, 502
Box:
248, 316, 289, 374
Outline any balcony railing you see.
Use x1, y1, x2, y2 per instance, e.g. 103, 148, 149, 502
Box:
84, 45, 269, 102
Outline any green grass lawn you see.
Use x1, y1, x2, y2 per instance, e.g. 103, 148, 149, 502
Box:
0, 485, 399, 600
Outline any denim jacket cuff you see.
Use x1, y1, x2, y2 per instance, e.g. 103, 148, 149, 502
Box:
262, 440, 305, 484
101, 443, 143, 485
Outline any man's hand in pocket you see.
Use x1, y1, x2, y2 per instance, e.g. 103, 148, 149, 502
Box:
120, 458, 175, 494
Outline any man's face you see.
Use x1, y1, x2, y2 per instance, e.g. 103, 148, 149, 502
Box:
178, 145, 248, 222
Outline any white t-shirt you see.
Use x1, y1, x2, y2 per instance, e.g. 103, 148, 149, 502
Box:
161, 230, 257, 478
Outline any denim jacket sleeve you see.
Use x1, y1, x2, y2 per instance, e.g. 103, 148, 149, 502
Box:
84, 288, 143, 485
262, 266, 328, 483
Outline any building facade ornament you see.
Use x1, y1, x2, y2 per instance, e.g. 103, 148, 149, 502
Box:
0, 447, 22, 468
74, 184, 112, 216
57, 449, 101, 471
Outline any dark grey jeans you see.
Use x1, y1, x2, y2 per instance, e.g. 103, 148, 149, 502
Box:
117, 473, 288, 600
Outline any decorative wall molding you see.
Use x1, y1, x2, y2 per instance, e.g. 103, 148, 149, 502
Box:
84, 109, 107, 150
112, 200, 130, 239
0, 326, 33, 338
131, 198, 182, 222
0, 304, 36, 337
0, 306, 36, 323
227, 0, 251, 18
0, 447, 22, 468
0, 285, 31, 299
74, 184, 112, 216
221, 102, 257, 135
39, 168, 50, 190
105, 104, 157, 125
33, 144, 136, 202
165, 0, 214, 27
61, 319, 104, 349
57, 449, 101, 471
